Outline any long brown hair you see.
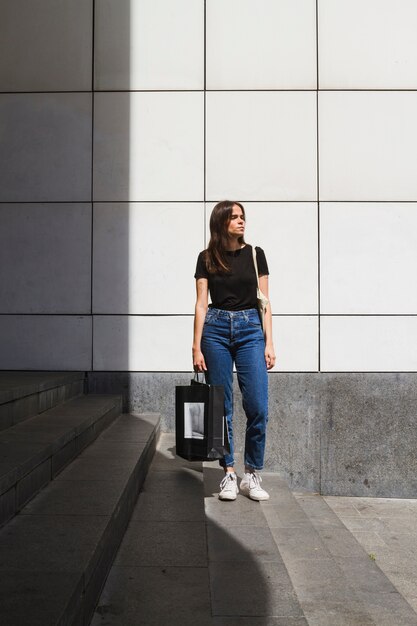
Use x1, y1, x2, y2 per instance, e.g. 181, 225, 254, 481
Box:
204, 200, 246, 273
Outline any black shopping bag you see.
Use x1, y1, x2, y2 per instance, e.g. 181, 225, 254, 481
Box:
175, 374, 230, 461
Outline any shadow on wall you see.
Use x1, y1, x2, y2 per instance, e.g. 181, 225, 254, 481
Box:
92, 0, 131, 379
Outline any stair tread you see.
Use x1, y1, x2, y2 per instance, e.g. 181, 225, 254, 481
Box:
0, 371, 84, 404
0, 395, 122, 494
260, 475, 417, 625
0, 413, 160, 626
19, 414, 159, 515
0, 394, 122, 439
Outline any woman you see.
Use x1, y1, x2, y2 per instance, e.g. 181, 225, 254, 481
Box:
193, 200, 276, 501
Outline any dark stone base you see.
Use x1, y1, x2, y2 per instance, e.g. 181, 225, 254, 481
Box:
87, 372, 417, 498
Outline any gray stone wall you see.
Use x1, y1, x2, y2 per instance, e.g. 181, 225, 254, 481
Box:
87, 372, 417, 498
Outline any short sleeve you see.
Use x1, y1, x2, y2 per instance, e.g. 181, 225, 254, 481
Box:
255, 247, 269, 276
194, 251, 209, 279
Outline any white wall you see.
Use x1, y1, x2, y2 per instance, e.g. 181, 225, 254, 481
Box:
1, 0, 417, 372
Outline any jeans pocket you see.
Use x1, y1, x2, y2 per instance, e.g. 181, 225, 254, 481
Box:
204, 310, 216, 325
247, 312, 262, 327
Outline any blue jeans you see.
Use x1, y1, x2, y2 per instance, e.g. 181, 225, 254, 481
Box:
201, 307, 268, 470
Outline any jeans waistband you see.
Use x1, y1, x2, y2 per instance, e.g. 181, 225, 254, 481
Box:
209, 307, 258, 318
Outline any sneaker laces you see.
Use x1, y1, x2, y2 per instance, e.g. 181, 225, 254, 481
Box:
220, 473, 236, 491
249, 472, 262, 488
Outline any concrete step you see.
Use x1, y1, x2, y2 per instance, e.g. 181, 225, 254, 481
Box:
0, 394, 122, 527
0, 412, 160, 626
90, 432, 212, 626
321, 494, 417, 618
261, 476, 417, 626
204, 465, 308, 624
0, 371, 85, 431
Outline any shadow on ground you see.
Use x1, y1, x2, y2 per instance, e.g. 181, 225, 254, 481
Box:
91, 433, 306, 625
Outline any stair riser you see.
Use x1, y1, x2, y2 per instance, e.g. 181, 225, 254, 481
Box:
17, 458, 51, 511
52, 440, 78, 479
0, 400, 123, 529
57, 576, 85, 626
0, 380, 85, 431
82, 426, 160, 626
0, 487, 15, 528
39, 381, 85, 414
73, 403, 122, 460
52, 402, 122, 478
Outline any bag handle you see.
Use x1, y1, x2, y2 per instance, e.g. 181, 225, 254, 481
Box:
193, 371, 206, 384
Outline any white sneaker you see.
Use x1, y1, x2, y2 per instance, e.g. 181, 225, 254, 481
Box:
218, 472, 239, 501
239, 471, 269, 501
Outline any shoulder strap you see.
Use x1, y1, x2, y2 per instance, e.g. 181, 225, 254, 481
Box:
252, 246, 260, 287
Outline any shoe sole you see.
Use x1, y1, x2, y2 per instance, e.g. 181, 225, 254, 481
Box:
248, 493, 270, 501
239, 486, 269, 501
219, 489, 239, 500
218, 494, 237, 500
218, 490, 238, 501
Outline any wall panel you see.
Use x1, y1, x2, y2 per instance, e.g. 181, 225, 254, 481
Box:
0, 0, 92, 92
0, 94, 92, 202
320, 203, 417, 314
207, 0, 316, 89
319, 91, 417, 201
95, 0, 204, 90
206, 91, 317, 201
319, 0, 417, 89
93, 202, 204, 314
0, 204, 91, 314
0, 316, 92, 370
93, 92, 204, 201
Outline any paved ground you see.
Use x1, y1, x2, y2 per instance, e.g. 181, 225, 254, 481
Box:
91, 433, 417, 625
323, 493, 417, 615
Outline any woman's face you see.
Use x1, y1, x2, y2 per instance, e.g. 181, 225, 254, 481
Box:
227, 204, 245, 238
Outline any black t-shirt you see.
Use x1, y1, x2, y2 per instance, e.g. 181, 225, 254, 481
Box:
194, 244, 269, 311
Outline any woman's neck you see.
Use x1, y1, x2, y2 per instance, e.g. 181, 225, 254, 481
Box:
226, 238, 244, 252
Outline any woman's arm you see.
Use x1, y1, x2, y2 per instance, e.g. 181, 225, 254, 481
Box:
259, 275, 276, 370
192, 278, 209, 372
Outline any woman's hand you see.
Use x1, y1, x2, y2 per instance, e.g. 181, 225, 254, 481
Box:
193, 348, 207, 372
264, 344, 276, 370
